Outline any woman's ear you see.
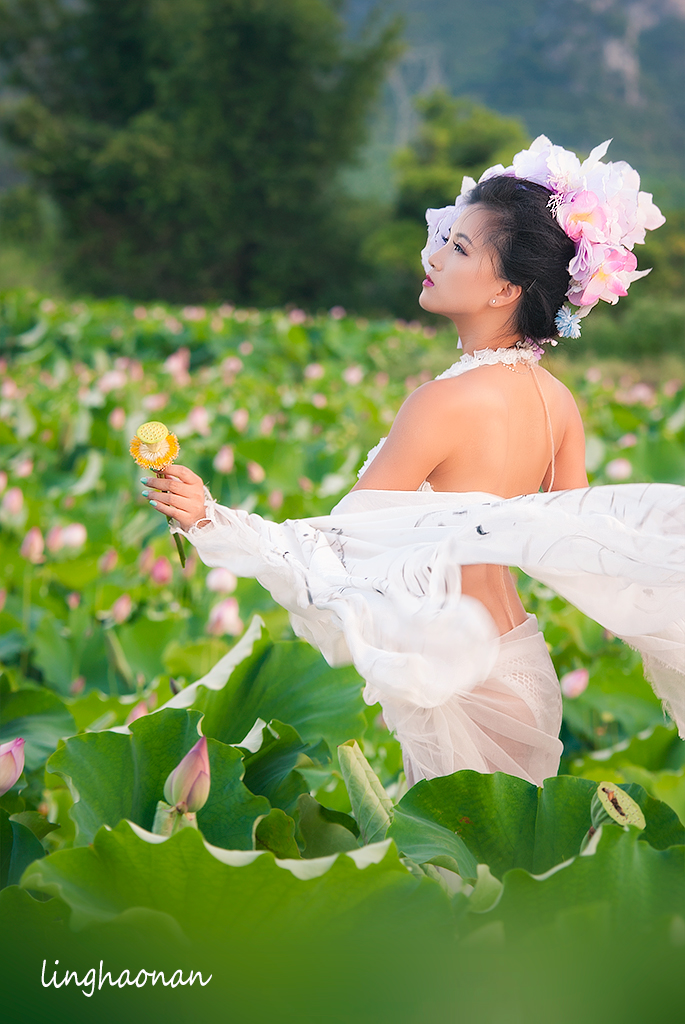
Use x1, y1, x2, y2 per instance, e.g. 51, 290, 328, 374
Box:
495, 281, 522, 307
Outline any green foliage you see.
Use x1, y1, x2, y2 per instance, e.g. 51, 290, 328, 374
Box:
47, 708, 269, 848
0, 0, 398, 305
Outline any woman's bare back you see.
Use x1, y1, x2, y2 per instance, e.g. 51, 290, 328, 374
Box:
353, 361, 589, 634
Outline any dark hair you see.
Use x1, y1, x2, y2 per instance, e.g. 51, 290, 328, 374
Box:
465, 175, 576, 343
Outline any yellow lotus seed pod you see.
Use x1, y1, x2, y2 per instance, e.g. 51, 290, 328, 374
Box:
136, 421, 168, 445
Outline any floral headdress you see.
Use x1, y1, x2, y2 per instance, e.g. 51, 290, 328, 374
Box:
421, 136, 665, 341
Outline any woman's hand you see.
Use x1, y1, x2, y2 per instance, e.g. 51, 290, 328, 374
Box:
141, 464, 209, 532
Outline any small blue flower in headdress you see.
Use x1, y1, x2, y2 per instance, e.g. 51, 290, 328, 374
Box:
555, 305, 583, 339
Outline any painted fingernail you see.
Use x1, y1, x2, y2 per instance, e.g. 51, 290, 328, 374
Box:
140, 477, 148, 484
141, 489, 149, 497
149, 500, 157, 507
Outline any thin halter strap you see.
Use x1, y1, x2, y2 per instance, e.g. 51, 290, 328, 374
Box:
530, 366, 556, 492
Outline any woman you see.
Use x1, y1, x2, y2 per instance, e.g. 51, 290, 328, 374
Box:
143, 137, 684, 789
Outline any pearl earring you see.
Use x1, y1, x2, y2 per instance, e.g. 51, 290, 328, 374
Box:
490, 299, 496, 305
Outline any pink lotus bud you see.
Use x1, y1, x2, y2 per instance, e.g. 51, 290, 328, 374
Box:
246, 460, 265, 484
111, 593, 132, 624
182, 550, 197, 579
182, 305, 206, 321
343, 365, 364, 386
221, 356, 243, 383
260, 414, 276, 436
268, 489, 284, 510
188, 406, 211, 436
0, 471, 7, 494
150, 556, 173, 586
0, 589, 5, 613
205, 567, 237, 593
298, 476, 313, 493
311, 393, 327, 409
605, 458, 632, 482
207, 597, 243, 636
134, 306, 148, 320
125, 700, 148, 725
561, 668, 590, 699
2, 378, 18, 399
163, 736, 210, 812
61, 523, 87, 548
238, 340, 253, 355
139, 546, 156, 574
20, 526, 44, 563
108, 407, 126, 430
329, 305, 346, 319
617, 433, 637, 449
69, 675, 86, 695
97, 370, 127, 394
288, 308, 307, 324
232, 408, 249, 432
163, 347, 191, 385
213, 445, 234, 474
15, 459, 33, 478
304, 362, 325, 380
66, 592, 81, 610
46, 526, 64, 552
142, 392, 168, 412
0, 737, 25, 795
98, 547, 119, 573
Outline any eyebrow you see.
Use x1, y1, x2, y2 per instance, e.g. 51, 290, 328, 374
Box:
451, 231, 472, 245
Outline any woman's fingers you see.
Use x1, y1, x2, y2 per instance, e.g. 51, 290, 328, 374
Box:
159, 464, 203, 485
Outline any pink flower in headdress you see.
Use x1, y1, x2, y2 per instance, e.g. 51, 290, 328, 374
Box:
569, 246, 638, 306
557, 191, 608, 243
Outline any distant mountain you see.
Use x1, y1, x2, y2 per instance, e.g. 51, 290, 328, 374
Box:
347, 0, 685, 205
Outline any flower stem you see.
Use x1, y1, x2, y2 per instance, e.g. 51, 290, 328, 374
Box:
156, 470, 186, 567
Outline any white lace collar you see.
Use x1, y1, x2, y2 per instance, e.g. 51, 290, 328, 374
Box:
435, 346, 542, 380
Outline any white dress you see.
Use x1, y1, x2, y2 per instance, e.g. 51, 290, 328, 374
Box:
173, 347, 685, 787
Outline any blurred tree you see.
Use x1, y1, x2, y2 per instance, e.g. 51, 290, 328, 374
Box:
0, 0, 399, 305
362, 90, 529, 318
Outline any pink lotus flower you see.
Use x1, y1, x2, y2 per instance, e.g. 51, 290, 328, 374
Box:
163, 347, 191, 385
311, 393, 327, 408
150, 556, 173, 586
182, 305, 206, 321
560, 668, 589, 699
69, 675, 86, 695
98, 548, 119, 573
21, 526, 44, 563
288, 308, 307, 324
0, 471, 6, 494
0, 738, 25, 795
125, 700, 149, 725
213, 445, 235, 474
97, 370, 127, 394
2, 488, 24, 516
15, 459, 33, 478
605, 458, 632, 481
304, 362, 325, 380
61, 523, 87, 548
108, 407, 126, 430
232, 408, 249, 432
246, 460, 265, 484
617, 433, 637, 449
0, 589, 6, 613
329, 305, 346, 319
142, 393, 168, 412
188, 406, 211, 436
205, 567, 237, 593
268, 489, 284, 510
134, 306, 148, 320
343, 365, 364, 386
1, 378, 18, 399
163, 736, 211, 812
221, 356, 243, 383
139, 546, 156, 574
207, 597, 243, 636
260, 414, 276, 436
66, 592, 81, 610
111, 593, 132, 624
46, 526, 64, 552
557, 191, 608, 243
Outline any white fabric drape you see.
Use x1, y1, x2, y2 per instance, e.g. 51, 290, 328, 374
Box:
173, 482, 685, 786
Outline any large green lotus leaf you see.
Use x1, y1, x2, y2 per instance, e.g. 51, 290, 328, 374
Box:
619, 782, 685, 849
387, 805, 478, 882
162, 617, 366, 749
242, 719, 329, 814
20, 820, 447, 941
488, 826, 685, 935
46, 708, 269, 849
297, 794, 359, 857
0, 678, 76, 771
117, 616, 181, 682
0, 809, 45, 889
396, 772, 596, 879
569, 723, 685, 774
